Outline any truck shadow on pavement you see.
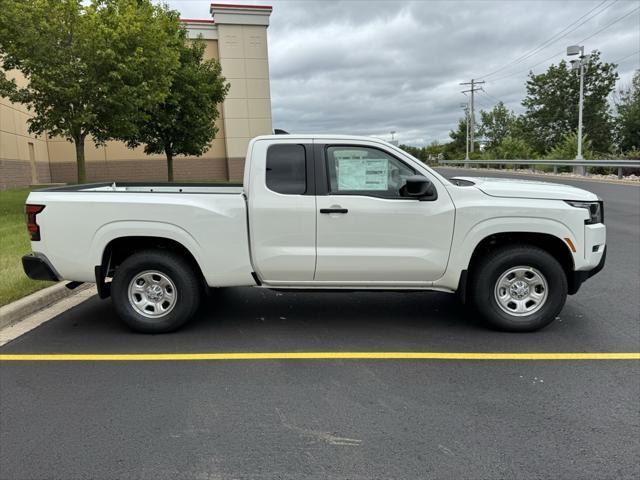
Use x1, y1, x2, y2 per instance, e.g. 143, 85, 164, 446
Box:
194, 286, 480, 333
2, 286, 595, 354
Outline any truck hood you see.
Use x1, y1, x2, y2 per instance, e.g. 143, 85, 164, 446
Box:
452, 176, 598, 201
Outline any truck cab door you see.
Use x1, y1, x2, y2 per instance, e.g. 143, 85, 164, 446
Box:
247, 139, 317, 282
314, 143, 455, 284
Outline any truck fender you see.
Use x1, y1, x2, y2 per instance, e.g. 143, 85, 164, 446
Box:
89, 221, 205, 274
459, 217, 576, 268
437, 216, 577, 292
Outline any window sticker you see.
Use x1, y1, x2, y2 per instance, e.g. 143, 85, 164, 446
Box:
336, 158, 389, 191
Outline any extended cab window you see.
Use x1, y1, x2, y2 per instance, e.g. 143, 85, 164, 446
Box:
326, 146, 415, 197
266, 144, 306, 194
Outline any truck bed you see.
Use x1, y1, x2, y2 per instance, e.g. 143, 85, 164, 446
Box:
26, 181, 253, 287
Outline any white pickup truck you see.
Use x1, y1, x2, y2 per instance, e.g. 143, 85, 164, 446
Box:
22, 135, 606, 333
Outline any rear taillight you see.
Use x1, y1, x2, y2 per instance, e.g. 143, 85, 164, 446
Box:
25, 204, 45, 241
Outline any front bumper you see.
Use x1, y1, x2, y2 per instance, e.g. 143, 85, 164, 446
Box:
22, 253, 60, 281
569, 246, 606, 295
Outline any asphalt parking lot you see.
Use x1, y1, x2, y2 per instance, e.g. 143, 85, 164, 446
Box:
1, 169, 638, 480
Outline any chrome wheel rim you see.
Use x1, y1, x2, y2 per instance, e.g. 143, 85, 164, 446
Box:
127, 270, 177, 318
494, 266, 548, 317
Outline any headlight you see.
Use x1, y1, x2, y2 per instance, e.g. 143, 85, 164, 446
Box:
565, 200, 603, 225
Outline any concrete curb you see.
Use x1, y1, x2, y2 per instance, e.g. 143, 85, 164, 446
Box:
0, 282, 93, 330
435, 166, 640, 186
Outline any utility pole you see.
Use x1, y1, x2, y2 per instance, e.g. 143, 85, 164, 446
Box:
460, 103, 470, 162
460, 79, 485, 153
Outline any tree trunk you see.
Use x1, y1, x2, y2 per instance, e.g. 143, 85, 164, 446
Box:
165, 148, 174, 182
74, 134, 86, 184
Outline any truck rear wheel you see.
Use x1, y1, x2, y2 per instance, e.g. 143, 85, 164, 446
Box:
469, 246, 567, 332
111, 250, 201, 333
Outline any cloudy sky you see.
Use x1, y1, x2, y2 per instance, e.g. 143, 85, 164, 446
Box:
167, 0, 639, 146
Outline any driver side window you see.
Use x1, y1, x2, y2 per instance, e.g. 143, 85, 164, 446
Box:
325, 146, 415, 198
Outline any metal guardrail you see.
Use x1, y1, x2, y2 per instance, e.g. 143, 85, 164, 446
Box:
438, 159, 640, 178
439, 159, 640, 167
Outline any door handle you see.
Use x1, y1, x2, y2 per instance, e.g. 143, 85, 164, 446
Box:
320, 208, 348, 214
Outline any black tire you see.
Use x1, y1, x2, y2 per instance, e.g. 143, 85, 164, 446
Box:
111, 250, 202, 333
468, 245, 567, 332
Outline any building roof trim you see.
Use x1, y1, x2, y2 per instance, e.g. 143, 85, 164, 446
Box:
209, 3, 272, 26
210, 3, 273, 11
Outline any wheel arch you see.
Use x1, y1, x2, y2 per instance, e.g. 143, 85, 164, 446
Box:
96, 236, 207, 299
458, 231, 577, 303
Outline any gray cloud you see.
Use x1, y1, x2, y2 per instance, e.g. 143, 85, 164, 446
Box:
169, 0, 639, 146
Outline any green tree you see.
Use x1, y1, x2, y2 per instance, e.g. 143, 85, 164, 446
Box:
520, 50, 617, 155
545, 132, 593, 160
445, 116, 478, 159
399, 144, 424, 160
424, 140, 445, 158
492, 136, 537, 160
615, 70, 640, 152
479, 102, 517, 151
126, 35, 229, 181
0, 0, 181, 183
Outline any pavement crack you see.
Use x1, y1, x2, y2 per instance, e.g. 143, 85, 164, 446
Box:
438, 444, 455, 457
275, 407, 362, 446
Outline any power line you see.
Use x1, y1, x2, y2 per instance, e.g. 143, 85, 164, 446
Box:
612, 50, 640, 64
578, 5, 639, 43
487, 49, 565, 83
475, 98, 493, 111
478, 0, 614, 80
480, 89, 505, 105
479, 0, 613, 80
486, 5, 639, 83
486, 5, 640, 83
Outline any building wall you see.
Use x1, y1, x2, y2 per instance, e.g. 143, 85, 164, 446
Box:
0, 70, 52, 189
0, 5, 273, 189
218, 24, 272, 181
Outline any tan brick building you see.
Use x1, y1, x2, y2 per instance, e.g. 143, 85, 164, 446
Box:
0, 3, 273, 189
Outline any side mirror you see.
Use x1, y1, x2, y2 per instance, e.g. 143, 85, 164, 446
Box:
403, 175, 436, 200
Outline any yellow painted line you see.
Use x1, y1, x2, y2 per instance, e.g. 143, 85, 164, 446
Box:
0, 352, 639, 361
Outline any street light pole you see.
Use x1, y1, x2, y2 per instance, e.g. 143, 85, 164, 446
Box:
575, 48, 585, 161
567, 45, 590, 162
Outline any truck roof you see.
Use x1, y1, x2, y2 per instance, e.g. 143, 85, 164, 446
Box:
253, 134, 394, 143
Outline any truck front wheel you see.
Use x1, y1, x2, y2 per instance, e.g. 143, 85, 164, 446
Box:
111, 250, 202, 333
469, 246, 567, 332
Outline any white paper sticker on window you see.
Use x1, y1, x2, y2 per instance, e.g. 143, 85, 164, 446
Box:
336, 158, 389, 191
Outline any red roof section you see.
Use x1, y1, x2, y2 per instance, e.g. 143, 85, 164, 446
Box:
210, 3, 273, 10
